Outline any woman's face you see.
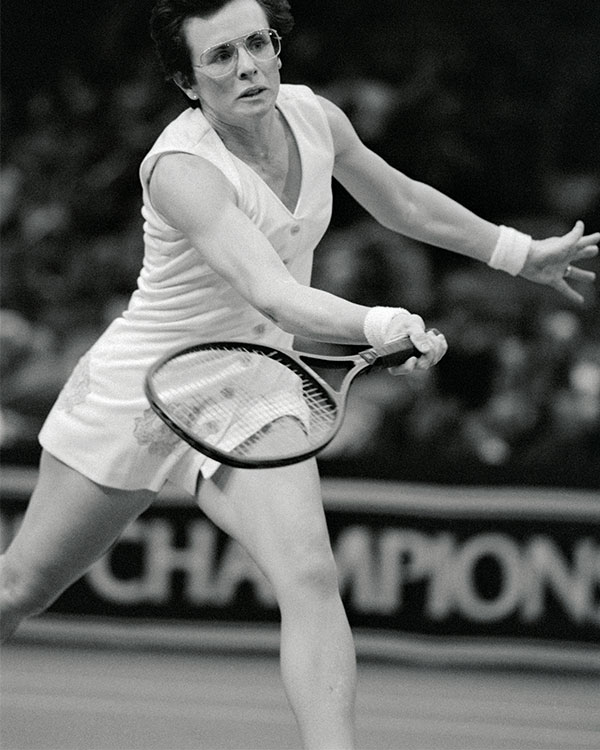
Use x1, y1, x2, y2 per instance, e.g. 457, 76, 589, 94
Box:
181, 0, 281, 126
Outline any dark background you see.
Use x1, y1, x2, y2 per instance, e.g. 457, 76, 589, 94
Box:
2, 0, 599, 486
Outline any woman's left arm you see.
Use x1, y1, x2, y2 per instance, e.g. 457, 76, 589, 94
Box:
319, 95, 598, 304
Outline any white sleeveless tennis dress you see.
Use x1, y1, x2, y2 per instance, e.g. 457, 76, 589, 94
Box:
39, 84, 335, 494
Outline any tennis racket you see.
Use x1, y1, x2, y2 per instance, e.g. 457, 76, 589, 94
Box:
145, 337, 418, 469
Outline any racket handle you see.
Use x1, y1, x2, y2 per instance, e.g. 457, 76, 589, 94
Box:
361, 335, 418, 368
379, 329, 442, 368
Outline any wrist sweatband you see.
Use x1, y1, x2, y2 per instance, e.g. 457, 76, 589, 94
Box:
487, 225, 531, 276
364, 306, 411, 350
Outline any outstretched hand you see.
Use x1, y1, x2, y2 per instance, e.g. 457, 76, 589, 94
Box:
520, 220, 599, 304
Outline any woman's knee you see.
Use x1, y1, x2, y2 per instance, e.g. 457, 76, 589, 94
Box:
0, 553, 60, 619
275, 538, 341, 607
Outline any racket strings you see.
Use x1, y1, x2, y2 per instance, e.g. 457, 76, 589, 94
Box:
152, 346, 338, 461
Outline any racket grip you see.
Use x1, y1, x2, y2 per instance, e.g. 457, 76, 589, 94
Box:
380, 328, 443, 367
361, 336, 419, 368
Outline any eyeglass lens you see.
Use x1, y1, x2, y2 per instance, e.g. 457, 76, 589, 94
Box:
200, 30, 280, 77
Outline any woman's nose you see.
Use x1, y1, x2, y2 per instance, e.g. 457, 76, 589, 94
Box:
235, 46, 257, 76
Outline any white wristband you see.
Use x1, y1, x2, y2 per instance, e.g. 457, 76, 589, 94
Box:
364, 306, 411, 350
487, 225, 531, 276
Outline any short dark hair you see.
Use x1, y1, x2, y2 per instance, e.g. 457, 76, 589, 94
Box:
150, 0, 294, 88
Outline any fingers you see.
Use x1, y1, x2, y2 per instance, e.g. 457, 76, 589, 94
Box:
566, 265, 596, 284
576, 232, 600, 248
387, 357, 418, 376
562, 222, 598, 299
565, 220, 585, 245
567, 221, 599, 258
558, 262, 595, 306
411, 328, 447, 369
550, 222, 597, 303
572, 244, 599, 264
387, 328, 447, 375
554, 278, 586, 306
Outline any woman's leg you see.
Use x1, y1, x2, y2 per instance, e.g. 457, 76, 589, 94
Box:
1, 450, 155, 641
197, 458, 356, 750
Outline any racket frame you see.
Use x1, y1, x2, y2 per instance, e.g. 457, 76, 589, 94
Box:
144, 338, 417, 469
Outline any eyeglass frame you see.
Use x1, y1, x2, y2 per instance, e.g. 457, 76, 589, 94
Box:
191, 28, 282, 79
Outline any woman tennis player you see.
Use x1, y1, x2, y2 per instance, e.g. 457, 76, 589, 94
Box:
1, 1, 597, 747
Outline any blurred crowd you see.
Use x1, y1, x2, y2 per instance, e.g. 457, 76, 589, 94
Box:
1, 0, 599, 487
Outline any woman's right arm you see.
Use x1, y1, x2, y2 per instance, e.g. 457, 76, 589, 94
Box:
151, 153, 444, 354
150, 151, 372, 344
149, 152, 445, 368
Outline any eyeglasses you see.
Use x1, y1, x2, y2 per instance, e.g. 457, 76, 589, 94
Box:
193, 28, 281, 79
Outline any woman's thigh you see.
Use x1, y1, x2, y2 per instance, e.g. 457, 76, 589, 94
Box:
196, 457, 337, 595
4, 450, 156, 595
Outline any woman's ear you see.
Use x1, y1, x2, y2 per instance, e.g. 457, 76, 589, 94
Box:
174, 73, 198, 101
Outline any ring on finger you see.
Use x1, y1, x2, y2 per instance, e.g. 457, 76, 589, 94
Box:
563, 265, 574, 279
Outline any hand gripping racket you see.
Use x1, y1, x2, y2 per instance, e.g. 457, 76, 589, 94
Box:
145, 337, 418, 469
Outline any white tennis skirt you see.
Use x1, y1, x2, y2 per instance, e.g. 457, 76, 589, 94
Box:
39, 317, 295, 496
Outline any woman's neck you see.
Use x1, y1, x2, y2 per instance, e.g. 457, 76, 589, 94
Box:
208, 108, 284, 164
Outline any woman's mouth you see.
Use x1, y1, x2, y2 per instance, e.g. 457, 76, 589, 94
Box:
239, 87, 265, 98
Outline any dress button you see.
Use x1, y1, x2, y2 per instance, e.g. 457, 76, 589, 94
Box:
290, 225, 300, 235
